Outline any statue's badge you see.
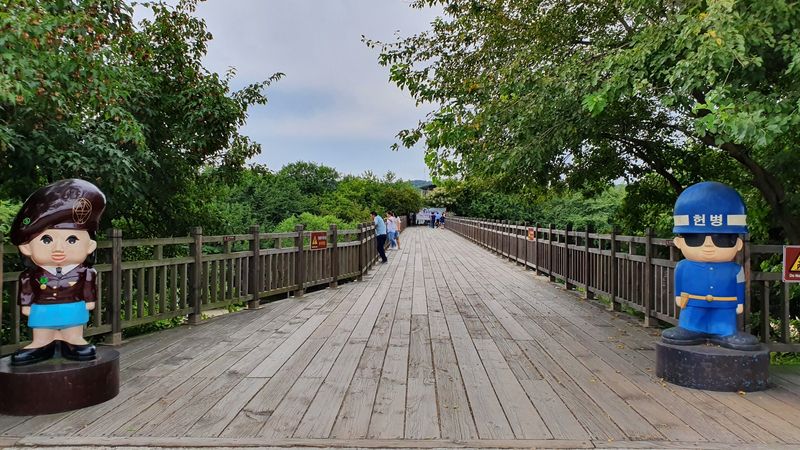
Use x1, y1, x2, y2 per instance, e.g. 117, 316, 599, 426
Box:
73, 198, 92, 224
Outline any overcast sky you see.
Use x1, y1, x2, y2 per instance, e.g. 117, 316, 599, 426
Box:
156, 1, 440, 181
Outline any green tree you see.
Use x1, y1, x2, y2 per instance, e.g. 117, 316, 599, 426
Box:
0, 0, 282, 236
225, 166, 309, 230
374, 0, 800, 242
319, 175, 377, 223
378, 183, 424, 215
277, 161, 340, 199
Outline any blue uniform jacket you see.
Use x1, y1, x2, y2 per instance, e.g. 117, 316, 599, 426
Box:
674, 260, 744, 309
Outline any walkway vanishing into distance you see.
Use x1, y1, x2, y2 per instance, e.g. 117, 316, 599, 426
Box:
2, 227, 800, 449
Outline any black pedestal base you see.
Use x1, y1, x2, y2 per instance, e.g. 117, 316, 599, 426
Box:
655, 341, 769, 392
0, 347, 119, 415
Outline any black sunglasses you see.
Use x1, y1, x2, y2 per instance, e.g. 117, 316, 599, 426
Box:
680, 234, 739, 248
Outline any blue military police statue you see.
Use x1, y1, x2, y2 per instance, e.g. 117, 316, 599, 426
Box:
661, 181, 760, 351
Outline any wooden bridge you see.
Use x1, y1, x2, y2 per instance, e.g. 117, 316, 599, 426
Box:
1, 227, 800, 448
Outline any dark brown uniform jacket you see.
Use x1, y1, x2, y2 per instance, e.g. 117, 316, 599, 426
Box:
18, 265, 97, 306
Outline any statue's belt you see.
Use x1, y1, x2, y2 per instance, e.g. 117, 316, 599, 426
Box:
680, 292, 737, 302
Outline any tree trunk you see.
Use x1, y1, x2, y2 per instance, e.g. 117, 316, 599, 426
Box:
696, 135, 800, 242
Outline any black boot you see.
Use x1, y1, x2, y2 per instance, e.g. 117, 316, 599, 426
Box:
11, 341, 57, 366
709, 332, 762, 351
60, 341, 97, 361
662, 326, 707, 346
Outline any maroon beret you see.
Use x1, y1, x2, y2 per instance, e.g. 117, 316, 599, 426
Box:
10, 179, 106, 245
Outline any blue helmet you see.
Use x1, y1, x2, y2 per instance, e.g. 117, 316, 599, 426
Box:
673, 181, 747, 234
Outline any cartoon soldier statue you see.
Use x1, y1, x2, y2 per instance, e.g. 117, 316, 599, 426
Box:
662, 181, 760, 351
8, 179, 106, 365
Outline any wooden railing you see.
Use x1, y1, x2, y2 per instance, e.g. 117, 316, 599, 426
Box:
0, 219, 404, 355
447, 217, 796, 352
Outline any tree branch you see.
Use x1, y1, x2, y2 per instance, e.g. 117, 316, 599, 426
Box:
600, 132, 684, 194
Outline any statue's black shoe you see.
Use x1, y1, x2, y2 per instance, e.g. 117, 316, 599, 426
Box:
709, 332, 762, 351
11, 341, 57, 366
60, 341, 97, 361
662, 326, 707, 345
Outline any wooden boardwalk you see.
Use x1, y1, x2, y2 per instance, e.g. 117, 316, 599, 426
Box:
2, 227, 800, 449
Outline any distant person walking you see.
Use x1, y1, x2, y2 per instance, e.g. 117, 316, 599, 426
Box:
386, 211, 398, 249
371, 211, 388, 263
390, 212, 402, 250
430, 211, 436, 228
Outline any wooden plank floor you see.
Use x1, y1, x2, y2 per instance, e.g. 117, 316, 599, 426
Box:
2, 227, 800, 449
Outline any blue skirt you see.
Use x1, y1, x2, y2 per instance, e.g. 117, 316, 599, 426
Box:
28, 301, 89, 329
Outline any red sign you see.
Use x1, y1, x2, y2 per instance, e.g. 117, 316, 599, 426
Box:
527, 227, 537, 241
223, 236, 236, 242
784, 245, 800, 283
310, 231, 328, 250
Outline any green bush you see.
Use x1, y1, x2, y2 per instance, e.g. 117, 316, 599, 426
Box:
0, 200, 21, 239
273, 212, 357, 233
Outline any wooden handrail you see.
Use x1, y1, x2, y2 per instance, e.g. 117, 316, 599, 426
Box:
0, 223, 391, 355
445, 216, 796, 353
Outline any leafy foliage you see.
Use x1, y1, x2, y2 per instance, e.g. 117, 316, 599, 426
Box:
428, 178, 625, 232
0, 200, 21, 236
318, 173, 423, 223
0, 0, 282, 237
277, 161, 340, 200
373, 0, 800, 242
273, 212, 357, 234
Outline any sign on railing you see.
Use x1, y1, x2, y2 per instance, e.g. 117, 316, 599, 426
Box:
311, 231, 327, 250
784, 245, 800, 282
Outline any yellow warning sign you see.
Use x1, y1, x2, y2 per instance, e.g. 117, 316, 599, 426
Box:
784, 246, 800, 283
310, 231, 327, 250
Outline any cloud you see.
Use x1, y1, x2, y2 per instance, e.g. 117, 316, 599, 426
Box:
163, 0, 441, 180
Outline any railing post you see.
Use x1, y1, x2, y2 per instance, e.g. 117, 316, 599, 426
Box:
330, 224, 339, 288
488, 220, 493, 252
643, 227, 654, 327
105, 228, 123, 344
294, 224, 306, 297
534, 222, 541, 275
584, 224, 594, 300
510, 221, 519, 262
760, 282, 770, 343
548, 223, 555, 282
188, 227, 203, 325
366, 222, 373, 269
0, 233, 3, 348
743, 232, 751, 332
782, 283, 791, 344
357, 223, 364, 281
489, 220, 495, 252
501, 220, 508, 258
609, 226, 621, 312
565, 223, 573, 290
507, 220, 513, 258
495, 220, 500, 253
523, 221, 530, 269
248, 225, 261, 310
502, 220, 505, 255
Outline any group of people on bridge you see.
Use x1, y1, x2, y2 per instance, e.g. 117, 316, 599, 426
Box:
370, 211, 402, 264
